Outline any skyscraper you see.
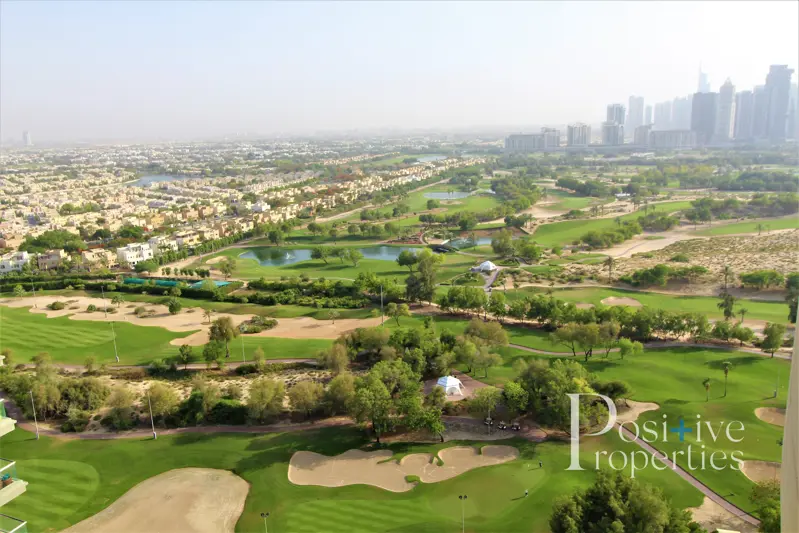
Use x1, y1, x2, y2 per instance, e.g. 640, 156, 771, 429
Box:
697, 67, 710, 93
691, 92, 718, 145
645, 105, 653, 126
672, 96, 693, 130
627, 96, 644, 133
752, 85, 770, 139
714, 79, 736, 142
606, 104, 625, 125
788, 82, 798, 140
734, 90, 755, 141
601, 122, 624, 146
653, 101, 672, 130
567, 123, 591, 146
22, 131, 32, 147
764, 64, 794, 142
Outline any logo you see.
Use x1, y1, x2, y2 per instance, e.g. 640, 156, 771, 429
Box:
566, 393, 745, 477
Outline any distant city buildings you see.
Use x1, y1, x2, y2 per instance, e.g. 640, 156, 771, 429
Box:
504, 128, 560, 153
649, 130, 696, 149
633, 124, 652, 146
714, 79, 736, 142
566, 123, 591, 146
691, 91, 718, 146
606, 104, 625, 125
627, 96, 645, 133
697, 68, 711, 93
734, 90, 755, 141
601, 121, 624, 146
752, 85, 770, 139
22, 131, 32, 147
764, 65, 794, 141
671, 96, 693, 130
654, 101, 672, 130
644, 105, 653, 126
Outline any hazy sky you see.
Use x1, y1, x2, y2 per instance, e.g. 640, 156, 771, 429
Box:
1, 1, 797, 142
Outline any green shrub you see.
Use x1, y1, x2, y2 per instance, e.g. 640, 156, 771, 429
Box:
48, 301, 66, 310
669, 253, 690, 263
86, 304, 97, 312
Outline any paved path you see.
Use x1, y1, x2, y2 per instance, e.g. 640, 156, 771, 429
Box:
616, 423, 760, 527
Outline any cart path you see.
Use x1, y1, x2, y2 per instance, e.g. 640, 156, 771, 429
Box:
507, 341, 791, 360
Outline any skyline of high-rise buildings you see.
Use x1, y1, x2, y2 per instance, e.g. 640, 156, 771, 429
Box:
714, 79, 736, 142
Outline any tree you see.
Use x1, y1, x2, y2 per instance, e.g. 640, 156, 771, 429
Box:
722, 265, 734, 290
490, 229, 515, 258
617, 337, 643, 360
702, 378, 711, 402
289, 381, 324, 420
750, 480, 781, 533
549, 471, 702, 533
474, 347, 502, 377
146, 382, 179, 426
327, 310, 340, 324
203, 308, 213, 323
311, 246, 330, 264
470, 386, 502, 422
503, 381, 528, 417
112, 295, 124, 308
721, 361, 732, 397
737, 306, 749, 325
134, 260, 159, 274
717, 291, 736, 320
177, 344, 195, 370
396, 250, 419, 272
761, 322, 786, 357
386, 302, 410, 326
347, 248, 363, 266
349, 374, 393, 443
453, 338, 478, 373
1, 349, 13, 367
105, 388, 136, 430
203, 341, 224, 368
84, 356, 96, 374
325, 372, 356, 415
248, 378, 285, 423
328, 228, 338, 244
426, 199, 440, 210
487, 292, 507, 323
317, 344, 349, 374
268, 230, 284, 246
550, 323, 581, 357
603, 256, 615, 283
731, 324, 754, 347
219, 257, 235, 279
209, 317, 239, 358
168, 298, 182, 315
12, 285, 25, 297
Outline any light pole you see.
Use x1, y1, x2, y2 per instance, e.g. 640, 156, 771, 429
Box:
30, 282, 36, 308
147, 392, 157, 440
260, 512, 270, 533
458, 495, 467, 533
380, 285, 384, 325
29, 391, 39, 440
110, 320, 119, 363
100, 284, 108, 317
241, 334, 246, 364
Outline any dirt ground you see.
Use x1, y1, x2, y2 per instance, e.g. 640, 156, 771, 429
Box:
754, 407, 786, 426
688, 496, 758, 533
62, 468, 248, 533
600, 296, 642, 307
206, 256, 227, 265
615, 400, 659, 424
288, 445, 519, 492
741, 460, 782, 483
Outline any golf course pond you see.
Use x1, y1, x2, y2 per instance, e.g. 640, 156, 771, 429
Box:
239, 246, 423, 266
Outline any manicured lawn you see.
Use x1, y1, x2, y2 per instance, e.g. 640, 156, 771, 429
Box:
503, 286, 789, 324
0, 425, 703, 533
0, 305, 331, 365
464, 344, 788, 511
695, 217, 799, 236
543, 189, 594, 211
531, 201, 694, 248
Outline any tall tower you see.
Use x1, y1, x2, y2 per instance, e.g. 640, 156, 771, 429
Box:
697, 66, 710, 93
764, 65, 794, 142
627, 96, 645, 133
645, 105, 653, 125
691, 92, 718, 145
714, 79, 736, 142
606, 104, 625, 125
22, 131, 32, 147
734, 90, 755, 141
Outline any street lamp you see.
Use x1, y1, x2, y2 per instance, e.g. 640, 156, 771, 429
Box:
29, 391, 39, 440
458, 495, 467, 533
147, 392, 157, 440
260, 512, 270, 533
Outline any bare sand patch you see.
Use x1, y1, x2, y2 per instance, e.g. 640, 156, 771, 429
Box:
688, 496, 758, 533
741, 460, 781, 483
600, 296, 642, 307
755, 407, 786, 427
252, 316, 383, 340
206, 256, 227, 265
288, 445, 519, 492
615, 400, 660, 424
62, 468, 248, 533
575, 303, 595, 309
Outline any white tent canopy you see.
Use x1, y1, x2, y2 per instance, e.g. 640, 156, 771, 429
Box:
477, 261, 497, 272
436, 375, 464, 396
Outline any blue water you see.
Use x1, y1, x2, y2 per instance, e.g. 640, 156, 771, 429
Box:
424, 191, 471, 200
129, 174, 193, 187
239, 246, 422, 267
446, 237, 492, 249
123, 277, 230, 289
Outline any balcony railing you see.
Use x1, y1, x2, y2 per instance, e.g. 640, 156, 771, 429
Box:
0, 460, 17, 481
0, 514, 27, 533
0, 400, 7, 419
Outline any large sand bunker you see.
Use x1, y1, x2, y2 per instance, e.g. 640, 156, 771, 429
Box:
755, 407, 785, 427
62, 468, 248, 533
741, 461, 781, 483
615, 400, 660, 424
288, 445, 519, 492
689, 496, 758, 533
600, 296, 642, 307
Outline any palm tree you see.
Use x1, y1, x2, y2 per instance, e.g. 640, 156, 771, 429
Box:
614, 217, 622, 227
722, 265, 734, 291
111, 295, 124, 308
721, 362, 732, 397
756, 223, 764, 236
737, 307, 748, 325
702, 378, 711, 402
603, 256, 615, 283
203, 308, 212, 324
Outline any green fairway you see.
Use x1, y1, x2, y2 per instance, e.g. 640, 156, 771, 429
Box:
0, 305, 331, 365
543, 189, 595, 211
0, 425, 703, 533
503, 286, 789, 324
531, 201, 694, 248
695, 217, 799, 236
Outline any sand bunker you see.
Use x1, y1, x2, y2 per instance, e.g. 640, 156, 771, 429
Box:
288, 445, 519, 492
755, 407, 785, 427
615, 400, 660, 424
575, 303, 595, 309
689, 496, 758, 533
62, 468, 248, 533
206, 256, 227, 265
741, 461, 781, 483
600, 296, 642, 307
